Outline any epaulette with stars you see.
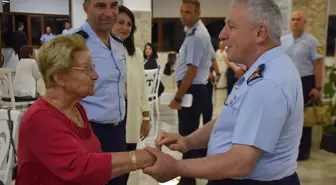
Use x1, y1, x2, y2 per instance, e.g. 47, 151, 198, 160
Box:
247, 64, 265, 85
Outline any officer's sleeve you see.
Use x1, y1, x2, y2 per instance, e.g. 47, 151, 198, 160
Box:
185, 36, 204, 67
233, 80, 288, 153
310, 38, 323, 61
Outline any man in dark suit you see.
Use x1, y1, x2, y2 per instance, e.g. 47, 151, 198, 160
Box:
11, 22, 28, 59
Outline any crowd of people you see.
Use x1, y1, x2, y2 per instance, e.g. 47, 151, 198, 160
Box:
0, 0, 326, 185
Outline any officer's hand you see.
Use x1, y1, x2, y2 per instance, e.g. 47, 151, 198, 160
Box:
309, 88, 321, 102
169, 99, 182, 110
155, 132, 189, 153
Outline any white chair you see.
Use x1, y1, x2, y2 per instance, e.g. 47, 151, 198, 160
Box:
0, 109, 22, 185
0, 68, 36, 110
144, 66, 162, 135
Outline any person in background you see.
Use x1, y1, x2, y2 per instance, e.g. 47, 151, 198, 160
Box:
200, 47, 221, 158
144, 43, 165, 97
203, 47, 221, 125
77, 1, 128, 184
144, 43, 159, 69
215, 41, 228, 88
281, 11, 323, 161
171, 1, 212, 184
13, 45, 41, 99
225, 45, 247, 96
16, 35, 156, 185
111, 5, 151, 183
11, 22, 28, 59
62, 21, 74, 34
40, 26, 55, 45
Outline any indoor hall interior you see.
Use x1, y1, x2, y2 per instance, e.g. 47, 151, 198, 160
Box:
0, 0, 336, 185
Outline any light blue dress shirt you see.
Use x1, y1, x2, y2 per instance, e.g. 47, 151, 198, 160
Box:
40, 33, 55, 43
62, 28, 74, 34
207, 47, 303, 181
175, 20, 212, 84
79, 21, 126, 124
281, 32, 323, 77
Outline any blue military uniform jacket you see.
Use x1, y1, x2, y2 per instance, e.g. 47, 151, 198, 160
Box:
74, 21, 126, 124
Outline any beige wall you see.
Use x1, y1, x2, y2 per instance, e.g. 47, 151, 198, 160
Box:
134, 11, 152, 52
292, 0, 329, 54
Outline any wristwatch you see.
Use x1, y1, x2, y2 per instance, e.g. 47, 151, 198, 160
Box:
174, 97, 182, 104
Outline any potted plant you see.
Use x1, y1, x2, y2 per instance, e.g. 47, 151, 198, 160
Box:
320, 65, 336, 154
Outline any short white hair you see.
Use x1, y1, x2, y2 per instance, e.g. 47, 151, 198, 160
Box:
230, 0, 282, 43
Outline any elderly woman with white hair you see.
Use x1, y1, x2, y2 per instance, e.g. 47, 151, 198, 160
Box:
16, 35, 155, 185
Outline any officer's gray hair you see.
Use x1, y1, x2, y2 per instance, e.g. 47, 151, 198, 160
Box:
230, 0, 282, 43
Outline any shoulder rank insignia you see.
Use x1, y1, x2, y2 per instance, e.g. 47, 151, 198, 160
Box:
247, 64, 265, 85
187, 28, 196, 37
73, 30, 89, 40
317, 46, 323, 55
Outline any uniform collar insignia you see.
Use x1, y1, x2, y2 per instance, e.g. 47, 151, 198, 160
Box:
247, 64, 265, 85
187, 28, 196, 37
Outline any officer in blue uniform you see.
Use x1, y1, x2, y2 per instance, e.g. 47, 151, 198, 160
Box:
281, 11, 323, 161
74, 0, 127, 185
142, 1, 303, 185
170, 1, 211, 184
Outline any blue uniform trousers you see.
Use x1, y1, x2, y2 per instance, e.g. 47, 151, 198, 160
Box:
90, 120, 127, 185
299, 75, 315, 160
177, 81, 208, 185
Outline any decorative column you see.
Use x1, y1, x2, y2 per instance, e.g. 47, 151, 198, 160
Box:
122, 0, 152, 50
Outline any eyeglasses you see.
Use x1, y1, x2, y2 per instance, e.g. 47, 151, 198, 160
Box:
71, 64, 95, 73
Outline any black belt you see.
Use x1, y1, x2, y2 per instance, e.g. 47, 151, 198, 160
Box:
208, 173, 300, 185
90, 121, 121, 127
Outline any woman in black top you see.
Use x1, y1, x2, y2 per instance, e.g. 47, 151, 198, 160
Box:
143, 43, 158, 69
143, 43, 164, 96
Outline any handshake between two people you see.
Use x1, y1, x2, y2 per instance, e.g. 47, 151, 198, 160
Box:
139, 132, 190, 183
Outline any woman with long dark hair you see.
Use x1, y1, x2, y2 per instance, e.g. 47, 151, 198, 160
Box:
143, 43, 165, 96
143, 43, 159, 69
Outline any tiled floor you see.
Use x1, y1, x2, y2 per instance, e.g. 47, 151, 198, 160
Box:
127, 75, 336, 185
